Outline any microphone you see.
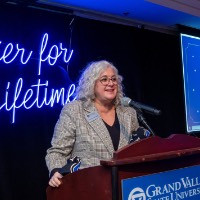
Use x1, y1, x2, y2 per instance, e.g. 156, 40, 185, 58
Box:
129, 127, 151, 143
121, 97, 161, 115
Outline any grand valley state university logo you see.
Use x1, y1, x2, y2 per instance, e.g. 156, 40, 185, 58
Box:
122, 165, 200, 200
128, 188, 146, 200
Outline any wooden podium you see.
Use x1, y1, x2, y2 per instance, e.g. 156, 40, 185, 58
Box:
46, 134, 200, 200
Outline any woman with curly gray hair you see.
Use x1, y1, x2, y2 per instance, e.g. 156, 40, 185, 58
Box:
76, 60, 123, 105
46, 60, 140, 187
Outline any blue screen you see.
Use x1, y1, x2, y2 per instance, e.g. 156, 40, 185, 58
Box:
181, 33, 200, 133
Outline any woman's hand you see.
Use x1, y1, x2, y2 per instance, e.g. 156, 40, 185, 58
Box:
49, 172, 63, 187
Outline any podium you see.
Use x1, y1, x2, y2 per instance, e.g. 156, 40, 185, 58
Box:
46, 134, 200, 200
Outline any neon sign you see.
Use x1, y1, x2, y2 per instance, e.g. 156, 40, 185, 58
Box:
0, 33, 75, 123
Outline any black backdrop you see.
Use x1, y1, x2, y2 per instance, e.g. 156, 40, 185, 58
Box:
0, 3, 185, 200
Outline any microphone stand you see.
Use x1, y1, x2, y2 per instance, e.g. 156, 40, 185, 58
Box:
135, 108, 156, 136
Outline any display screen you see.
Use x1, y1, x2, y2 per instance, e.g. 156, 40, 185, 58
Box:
181, 33, 200, 133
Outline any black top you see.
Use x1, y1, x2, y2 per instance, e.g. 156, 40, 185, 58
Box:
103, 112, 120, 151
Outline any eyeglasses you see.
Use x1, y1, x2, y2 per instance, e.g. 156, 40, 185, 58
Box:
99, 76, 118, 86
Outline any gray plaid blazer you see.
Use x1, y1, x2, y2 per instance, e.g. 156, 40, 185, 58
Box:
45, 99, 139, 173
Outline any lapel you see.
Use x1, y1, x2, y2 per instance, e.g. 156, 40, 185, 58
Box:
117, 106, 132, 149
83, 100, 114, 155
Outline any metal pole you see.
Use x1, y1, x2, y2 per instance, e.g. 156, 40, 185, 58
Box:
111, 166, 119, 200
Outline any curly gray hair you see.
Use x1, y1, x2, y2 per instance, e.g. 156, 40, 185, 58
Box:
76, 60, 124, 105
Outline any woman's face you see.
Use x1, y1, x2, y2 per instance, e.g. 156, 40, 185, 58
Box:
94, 67, 118, 104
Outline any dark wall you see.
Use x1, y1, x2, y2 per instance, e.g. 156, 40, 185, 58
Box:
0, 3, 185, 200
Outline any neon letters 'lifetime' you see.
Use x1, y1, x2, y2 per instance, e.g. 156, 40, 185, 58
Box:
0, 33, 75, 123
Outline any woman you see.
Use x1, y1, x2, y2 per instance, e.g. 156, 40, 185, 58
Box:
45, 60, 140, 187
